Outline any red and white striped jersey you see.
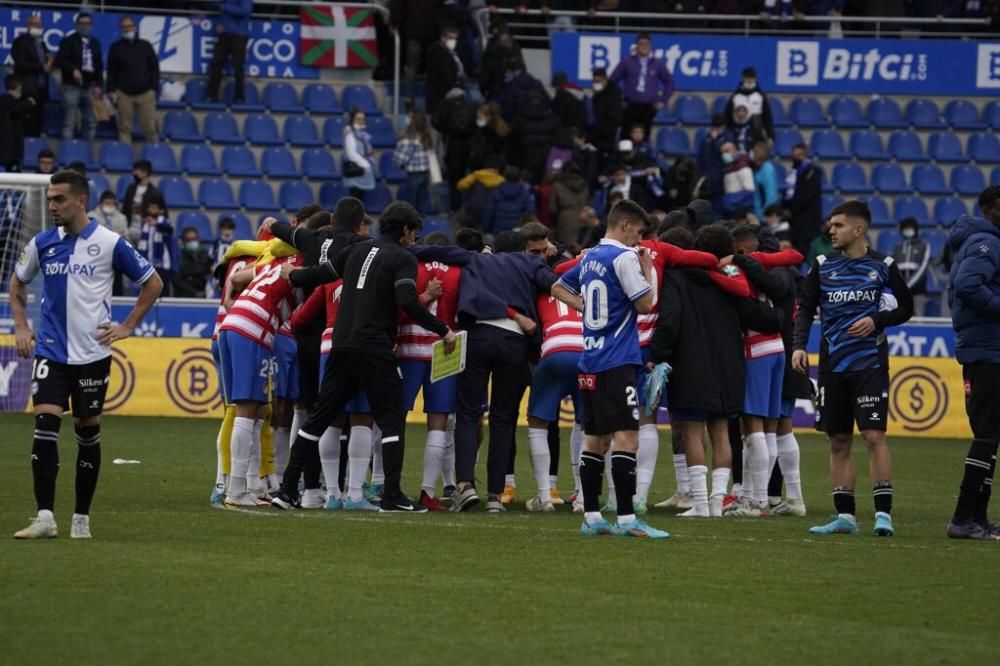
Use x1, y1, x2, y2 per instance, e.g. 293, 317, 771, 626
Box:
637, 239, 718, 347
220, 255, 302, 350
211, 256, 253, 341
396, 261, 461, 361
537, 293, 584, 359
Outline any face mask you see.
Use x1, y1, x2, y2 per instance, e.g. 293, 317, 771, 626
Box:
901, 228, 916, 240
122, 31, 136, 40
101, 204, 116, 216
592, 82, 604, 93
722, 152, 734, 165
741, 80, 756, 91
476, 118, 487, 128
354, 123, 366, 131
77, 25, 92, 37
29, 27, 43, 38
445, 38, 457, 51
184, 240, 200, 252
9, 89, 21, 100
220, 231, 234, 242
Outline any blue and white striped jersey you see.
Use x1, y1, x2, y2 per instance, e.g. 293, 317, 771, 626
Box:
15, 219, 155, 365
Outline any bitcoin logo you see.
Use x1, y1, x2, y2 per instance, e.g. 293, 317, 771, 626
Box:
165, 347, 223, 415
889, 366, 948, 432
104, 347, 136, 412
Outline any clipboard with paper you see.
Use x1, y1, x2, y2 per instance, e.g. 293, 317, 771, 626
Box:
430, 330, 467, 383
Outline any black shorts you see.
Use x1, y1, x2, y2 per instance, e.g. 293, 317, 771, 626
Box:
578, 365, 640, 436
31, 356, 112, 418
963, 363, 1000, 440
816, 367, 889, 434
296, 330, 322, 410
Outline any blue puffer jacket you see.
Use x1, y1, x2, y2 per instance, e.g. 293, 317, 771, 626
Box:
948, 215, 1000, 364
484, 182, 535, 236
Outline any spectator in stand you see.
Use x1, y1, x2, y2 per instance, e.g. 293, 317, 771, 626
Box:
663, 155, 701, 211
213, 217, 237, 266
499, 57, 548, 123
750, 138, 779, 223
394, 109, 434, 213
479, 18, 522, 102
720, 142, 755, 218
343, 108, 377, 200
783, 142, 823, 256
551, 71, 587, 131
56, 13, 103, 141
805, 218, 833, 265
628, 124, 657, 163
173, 227, 214, 298
0, 76, 35, 172
432, 87, 478, 212
724, 67, 775, 143
617, 137, 658, 174
424, 26, 466, 116
697, 114, 728, 217
549, 161, 590, 247
485, 166, 536, 236
11, 14, 52, 138
726, 103, 768, 154
588, 68, 623, 165
891, 216, 931, 316
763, 202, 794, 246
456, 154, 506, 228
604, 160, 659, 214
123, 159, 165, 241
510, 89, 561, 184
35, 148, 55, 175
609, 32, 675, 138
137, 195, 178, 297
90, 190, 129, 238
468, 102, 510, 171
392, 0, 440, 105
107, 16, 159, 144
206, 0, 253, 103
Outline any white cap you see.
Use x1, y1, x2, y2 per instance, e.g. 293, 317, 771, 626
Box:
618, 139, 634, 152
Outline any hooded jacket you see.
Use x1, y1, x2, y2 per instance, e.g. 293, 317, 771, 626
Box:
510, 91, 561, 181
484, 181, 535, 235
948, 215, 1000, 364
549, 170, 590, 245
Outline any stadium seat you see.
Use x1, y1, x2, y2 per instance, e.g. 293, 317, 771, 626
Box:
263, 82, 303, 113
875, 230, 901, 256
905, 99, 945, 129
934, 197, 967, 226
367, 116, 397, 148
323, 117, 347, 148
857, 196, 892, 227
180, 145, 220, 176
362, 183, 393, 214
301, 148, 339, 180
944, 100, 985, 130
204, 113, 244, 145
239, 179, 280, 211
379, 152, 406, 182
176, 211, 214, 243
90, 174, 110, 202
244, 114, 283, 146
57, 139, 97, 170
894, 196, 930, 225
140, 143, 180, 175
341, 85, 381, 115
163, 111, 204, 142
993, 166, 1000, 186
674, 95, 710, 125
319, 181, 346, 208
22, 137, 50, 169
951, 165, 986, 196
827, 97, 866, 128
261, 147, 301, 178
810, 129, 850, 159
185, 79, 225, 111
419, 218, 452, 238
911, 165, 950, 195
159, 177, 198, 208
923, 229, 947, 257
872, 163, 909, 194
769, 97, 790, 128
821, 194, 843, 219
867, 98, 907, 129
283, 116, 324, 147
652, 104, 677, 126
968, 133, 1000, 163
115, 175, 130, 201
279, 181, 313, 211
928, 132, 965, 163
303, 83, 342, 115
774, 129, 804, 158
224, 81, 265, 112
849, 130, 888, 161
221, 146, 261, 177
986, 101, 1000, 130
832, 163, 871, 193
888, 130, 928, 162
198, 178, 236, 209
789, 98, 826, 127
708, 95, 726, 117
99, 141, 134, 172
656, 127, 691, 157
225, 213, 255, 241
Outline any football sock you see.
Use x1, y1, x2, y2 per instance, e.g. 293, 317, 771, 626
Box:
272, 426, 290, 476
604, 449, 615, 495
442, 414, 456, 487
258, 417, 274, 477
570, 422, 584, 493
611, 450, 637, 518
371, 425, 385, 486
954, 438, 997, 523
528, 427, 551, 497
579, 451, 605, 516
547, 420, 560, 477
636, 424, 659, 502
765, 432, 778, 476
32, 414, 61, 513
688, 464, 708, 507
747, 431, 770, 508
229, 417, 254, 497
318, 427, 342, 497
776, 433, 802, 500
832, 485, 856, 519
219, 405, 235, 475
672, 453, 689, 494
74, 424, 101, 515
422, 429, 447, 495
246, 420, 262, 489
975, 451, 998, 525
711, 467, 730, 503
873, 480, 894, 515
347, 426, 373, 502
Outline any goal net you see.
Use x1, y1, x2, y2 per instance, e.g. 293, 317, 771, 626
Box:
0, 174, 50, 412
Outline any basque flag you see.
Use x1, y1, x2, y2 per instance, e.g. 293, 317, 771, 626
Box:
300, 4, 378, 68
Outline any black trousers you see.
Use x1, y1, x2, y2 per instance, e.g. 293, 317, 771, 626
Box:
207, 32, 248, 100
455, 325, 530, 495
623, 102, 657, 139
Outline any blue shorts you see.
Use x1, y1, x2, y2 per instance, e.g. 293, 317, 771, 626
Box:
400, 359, 457, 414
743, 353, 785, 419
319, 353, 370, 414
218, 330, 272, 404
639, 346, 669, 410
211, 338, 227, 404
527, 351, 582, 423
272, 334, 300, 402
780, 396, 797, 419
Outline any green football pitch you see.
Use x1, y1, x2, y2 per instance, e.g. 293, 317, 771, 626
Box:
1, 415, 997, 665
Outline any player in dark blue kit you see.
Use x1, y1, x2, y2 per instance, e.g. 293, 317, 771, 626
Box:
792, 200, 913, 537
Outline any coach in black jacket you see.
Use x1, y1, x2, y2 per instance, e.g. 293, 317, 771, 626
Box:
11, 15, 51, 137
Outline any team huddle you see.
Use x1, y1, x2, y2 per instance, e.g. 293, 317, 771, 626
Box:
11, 169, 918, 541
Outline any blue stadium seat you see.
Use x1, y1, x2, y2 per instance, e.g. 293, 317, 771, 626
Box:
888, 131, 928, 162
693, 127, 708, 151
652, 104, 677, 126
923, 229, 947, 257
951, 165, 986, 196
224, 81, 265, 112
319, 181, 346, 208
279, 181, 313, 211
363, 183, 393, 214
303, 83, 342, 115
857, 196, 892, 227
832, 163, 871, 193
22, 137, 50, 169
244, 114, 283, 146
99, 141, 134, 172
367, 116, 397, 148
301, 148, 339, 180
90, 174, 110, 204
968, 133, 1000, 163
849, 130, 887, 161
711, 95, 728, 117
341, 85, 381, 115
894, 196, 930, 224
993, 166, 1000, 186
875, 230, 901, 255
944, 100, 985, 130
57, 139, 97, 170
180, 145, 220, 176
221, 146, 260, 177
770, 97, 790, 127
239, 179, 280, 211
204, 113, 243, 145
810, 129, 850, 159
789, 98, 826, 127
379, 152, 406, 182
185, 79, 225, 111
986, 101, 1000, 130
911, 164, 950, 195
774, 129, 803, 158
872, 163, 909, 194
198, 178, 236, 209
115, 175, 130, 201
323, 117, 347, 148
162, 111, 204, 143
263, 82, 303, 113
867, 98, 907, 129
928, 132, 965, 162
225, 213, 254, 241
828, 97, 866, 128
905, 99, 945, 129
159, 177, 198, 208
420, 218, 452, 238
674, 95, 710, 125
934, 197, 967, 226
821, 194, 843, 219
261, 147, 301, 178
283, 116, 324, 147
140, 143, 180, 175
656, 127, 691, 157
176, 212, 213, 243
